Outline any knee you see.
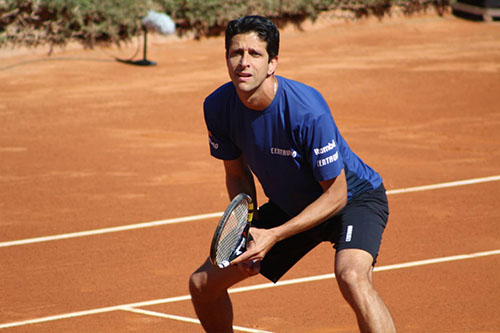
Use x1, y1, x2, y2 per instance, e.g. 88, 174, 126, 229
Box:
189, 269, 210, 300
336, 266, 371, 293
189, 270, 210, 301
189, 268, 228, 304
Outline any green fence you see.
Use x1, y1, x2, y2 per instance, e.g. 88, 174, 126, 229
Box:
0, 0, 449, 50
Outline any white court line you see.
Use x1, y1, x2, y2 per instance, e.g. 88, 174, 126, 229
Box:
386, 175, 500, 195
1, 174, 499, 249
0, 212, 223, 248
121, 307, 273, 333
228, 249, 500, 294
1, 249, 499, 329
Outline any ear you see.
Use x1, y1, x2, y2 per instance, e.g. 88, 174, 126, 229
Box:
267, 56, 279, 76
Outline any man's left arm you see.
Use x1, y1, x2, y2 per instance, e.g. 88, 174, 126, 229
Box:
231, 168, 347, 265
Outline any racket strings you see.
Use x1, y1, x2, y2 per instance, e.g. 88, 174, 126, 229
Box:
215, 202, 248, 264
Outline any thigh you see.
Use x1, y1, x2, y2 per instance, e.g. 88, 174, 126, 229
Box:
254, 201, 325, 283
330, 184, 389, 265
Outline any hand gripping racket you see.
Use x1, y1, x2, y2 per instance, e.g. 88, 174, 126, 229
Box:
210, 193, 254, 268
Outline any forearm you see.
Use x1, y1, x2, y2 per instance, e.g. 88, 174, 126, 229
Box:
224, 157, 257, 206
225, 169, 256, 201
272, 170, 347, 242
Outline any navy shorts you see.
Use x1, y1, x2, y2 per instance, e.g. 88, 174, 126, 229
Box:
253, 184, 389, 283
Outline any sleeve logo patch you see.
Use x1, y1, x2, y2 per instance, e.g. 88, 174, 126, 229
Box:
317, 152, 339, 167
314, 139, 336, 155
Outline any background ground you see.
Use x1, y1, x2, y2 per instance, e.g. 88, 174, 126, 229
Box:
1, 12, 499, 332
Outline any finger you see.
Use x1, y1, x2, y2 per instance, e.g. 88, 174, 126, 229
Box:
239, 260, 261, 275
231, 253, 251, 266
231, 249, 257, 266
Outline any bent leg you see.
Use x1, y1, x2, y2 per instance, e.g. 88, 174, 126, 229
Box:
189, 258, 257, 333
335, 249, 396, 333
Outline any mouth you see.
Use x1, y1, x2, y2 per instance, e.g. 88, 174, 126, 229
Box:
236, 72, 252, 81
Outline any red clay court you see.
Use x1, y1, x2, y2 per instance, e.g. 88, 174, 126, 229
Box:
1, 13, 500, 332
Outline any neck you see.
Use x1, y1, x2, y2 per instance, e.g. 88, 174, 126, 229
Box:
238, 76, 277, 111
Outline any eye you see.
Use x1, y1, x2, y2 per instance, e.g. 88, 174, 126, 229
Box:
249, 50, 262, 57
229, 49, 243, 58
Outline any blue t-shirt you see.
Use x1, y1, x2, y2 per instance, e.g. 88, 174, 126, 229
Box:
204, 76, 382, 217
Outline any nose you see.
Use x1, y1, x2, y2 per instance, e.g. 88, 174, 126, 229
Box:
239, 51, 249, 67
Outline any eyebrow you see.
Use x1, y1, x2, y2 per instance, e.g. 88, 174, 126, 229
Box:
229, 46, 264, 55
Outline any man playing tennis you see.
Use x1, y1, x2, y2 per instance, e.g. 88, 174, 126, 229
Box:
189, 15, 396, 332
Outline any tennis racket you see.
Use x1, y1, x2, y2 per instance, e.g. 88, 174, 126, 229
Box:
210, 193, 254, 268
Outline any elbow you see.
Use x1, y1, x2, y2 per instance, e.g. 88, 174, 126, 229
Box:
335, 176, 348, 210
326, 187, 347, 221
333, 190, 347, 215
339, 191, 348, 210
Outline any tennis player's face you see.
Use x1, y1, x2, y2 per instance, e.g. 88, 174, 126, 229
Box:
226, 32, 277, 95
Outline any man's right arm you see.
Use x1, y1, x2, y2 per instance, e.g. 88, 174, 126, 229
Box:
223, 156, 257, 207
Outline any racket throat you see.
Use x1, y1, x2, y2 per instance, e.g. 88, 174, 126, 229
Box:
222, 224, 251, 267
230, 235, 247, 261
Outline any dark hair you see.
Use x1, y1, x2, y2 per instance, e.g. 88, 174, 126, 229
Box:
225, 15, 280, 61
